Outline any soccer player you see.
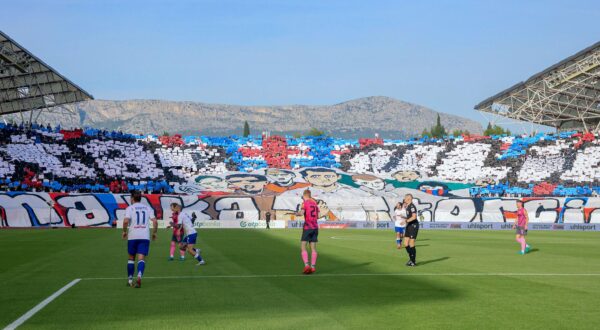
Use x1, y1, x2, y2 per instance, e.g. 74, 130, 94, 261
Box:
513, 200, 531, 255
167, 204, 186, 261
171, 203, 205, 265
402, 194, 419, 266
393, 202, 407, 249
122, 191, 157, 288
296, 189, 320, 274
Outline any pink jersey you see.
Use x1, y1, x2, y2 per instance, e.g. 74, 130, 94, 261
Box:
303, 199, 319, 230
171, 211, 181, 235
517, 208, 527, 227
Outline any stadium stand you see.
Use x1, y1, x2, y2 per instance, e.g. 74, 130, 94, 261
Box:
3, 121, 600, 197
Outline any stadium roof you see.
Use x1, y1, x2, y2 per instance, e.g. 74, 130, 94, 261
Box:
0, 30, 93, 116
475, 41, 600, 131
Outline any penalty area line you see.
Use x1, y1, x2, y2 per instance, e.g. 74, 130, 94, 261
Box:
3, 278, 81, 330
80, 273, 600, 281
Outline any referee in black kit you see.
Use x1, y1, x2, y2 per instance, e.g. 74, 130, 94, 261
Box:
403, 194, 419, 266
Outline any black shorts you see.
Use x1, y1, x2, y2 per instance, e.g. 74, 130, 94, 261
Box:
515, 226, 528, 236
171, 233, 182, 243
301, 229, 319, 242
405, 221, 419, 239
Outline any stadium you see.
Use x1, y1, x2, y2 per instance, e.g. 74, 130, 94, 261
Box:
1, 3, 600, 330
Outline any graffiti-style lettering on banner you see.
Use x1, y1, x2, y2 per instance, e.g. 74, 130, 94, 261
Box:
1, 191, 600, 228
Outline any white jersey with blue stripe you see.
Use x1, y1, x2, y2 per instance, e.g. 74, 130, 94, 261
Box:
179, 211, 196, 237
125, 203, 155, 240
394, 209, 407, 228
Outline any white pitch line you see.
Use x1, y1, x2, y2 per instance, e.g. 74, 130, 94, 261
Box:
80, 273, 600, 281
4, 279, 81, 330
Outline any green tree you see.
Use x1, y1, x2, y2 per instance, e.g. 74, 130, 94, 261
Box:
306, 128, 326, 137
483, 122, 511, 136
243, 121, 250, 137
426, 114, 447, 138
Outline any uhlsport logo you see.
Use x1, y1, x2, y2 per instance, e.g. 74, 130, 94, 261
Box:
362, 222, 375, 229
569, 224, 596, 231
466, 223, 494, 230
288, 221, 303, 228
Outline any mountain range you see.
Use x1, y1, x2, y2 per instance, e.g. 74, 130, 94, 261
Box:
12, 96, 482, 138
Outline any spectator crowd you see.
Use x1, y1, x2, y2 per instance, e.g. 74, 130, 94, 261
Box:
1, 122, 600, 197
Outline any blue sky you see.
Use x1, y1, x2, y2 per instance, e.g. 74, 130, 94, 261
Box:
1, 0, 599, 129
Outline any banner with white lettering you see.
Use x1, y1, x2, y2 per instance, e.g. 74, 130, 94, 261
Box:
1, 192, 599, 228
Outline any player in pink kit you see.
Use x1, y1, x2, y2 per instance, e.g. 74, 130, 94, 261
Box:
513, 200, 531, 255
167, 204, 186, 261
297, 189, 320, 274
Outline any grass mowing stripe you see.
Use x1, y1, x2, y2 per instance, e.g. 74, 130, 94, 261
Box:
3, 229, 600, 329
3, 279, 81, 330
80, 273, 600, 280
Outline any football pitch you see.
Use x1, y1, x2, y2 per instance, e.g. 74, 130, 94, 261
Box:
1, 229, 599, 329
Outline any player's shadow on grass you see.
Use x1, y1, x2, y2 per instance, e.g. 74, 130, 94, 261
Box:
417, 256, 450, 266
39, 229, 463, 329
199, 229, 464, 310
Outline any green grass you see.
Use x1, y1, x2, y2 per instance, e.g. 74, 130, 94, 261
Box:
1, 228, 600, 329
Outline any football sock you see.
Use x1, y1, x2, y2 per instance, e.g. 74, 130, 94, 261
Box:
301, 251, 309, 265
194, 248, 203, 261
137, 260, 145, 278
127, 260, 134, 278
520, 238, 527, 251
169, 242, 176, 257
311, 251, 318, 266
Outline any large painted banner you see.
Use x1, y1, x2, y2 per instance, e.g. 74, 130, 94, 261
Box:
2, 191, 600, 228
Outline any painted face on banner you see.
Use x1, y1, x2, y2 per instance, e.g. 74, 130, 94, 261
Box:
266, 169, 295, 186
393, 171, 420, 182
227, 175, 268, 194
196, 176, 230, 191
303, 170, 340, 189
354, 178, 386, 191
